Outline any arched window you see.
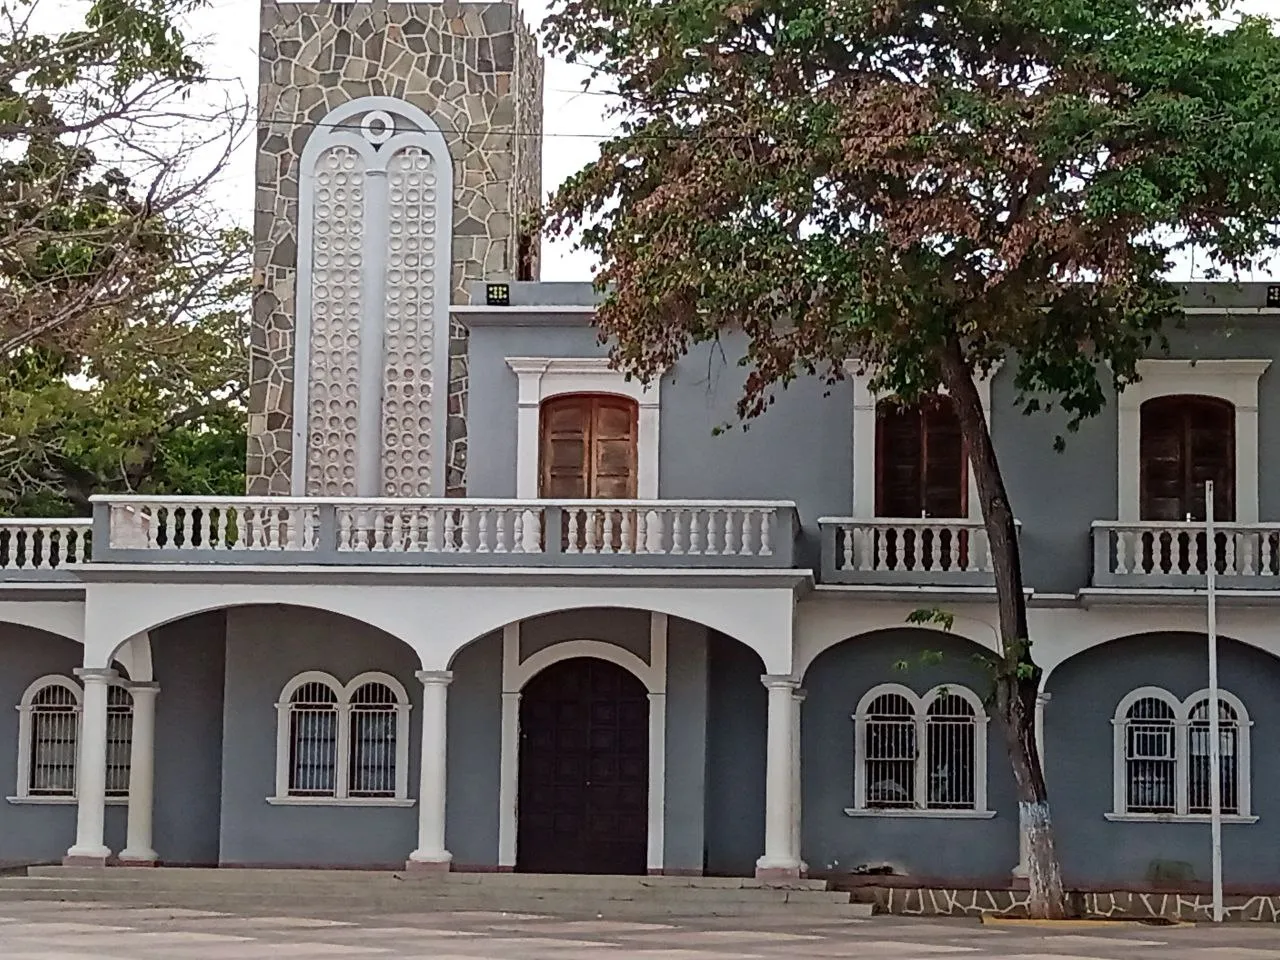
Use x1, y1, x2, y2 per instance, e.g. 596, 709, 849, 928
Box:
273, 672, 411, 805
18, 677, 81, 798
14, 676, 134, 802
1140, 395, 1235, 522
539, 394, 639, 499
850, 683, 991, 817
1111, 687, 1253, 821
875, 396, 966, 518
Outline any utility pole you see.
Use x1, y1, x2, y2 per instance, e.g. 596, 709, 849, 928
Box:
1205, 480, 1224, 923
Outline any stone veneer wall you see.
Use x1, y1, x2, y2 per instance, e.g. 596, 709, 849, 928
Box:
249, 0, 544, 495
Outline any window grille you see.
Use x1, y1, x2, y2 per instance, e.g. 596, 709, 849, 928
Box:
288, 681, 339, 796
348, 682, 397, 797
855, 684, 987, 814
1124, 697, 1177, 813
925, 693, 977, 809
864, 692, 916, 808
1188, 699, 1239, 815
28, 683, 78, 796
105, 685, 133, 797
1113, 687, 1251, 819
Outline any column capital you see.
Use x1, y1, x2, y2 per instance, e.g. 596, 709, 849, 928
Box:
74, 668, 119, 684
127, 682, 161, 697
1037, 691, 1052, 705
760, 674, 799, 691
793, 688, 807, 703
416, 670, 453, 687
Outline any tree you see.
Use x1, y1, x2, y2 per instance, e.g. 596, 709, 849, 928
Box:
544, 0, 1280, 916
0, 226, 248, 516
0, 0, 246, 357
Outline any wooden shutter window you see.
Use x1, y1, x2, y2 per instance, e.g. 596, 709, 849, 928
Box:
539, 394, 638, 499
1140, 395, 1235, 522
875, 396, 967, 518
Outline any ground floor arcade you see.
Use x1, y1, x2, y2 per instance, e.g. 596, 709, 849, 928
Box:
3, 579, 1280, 891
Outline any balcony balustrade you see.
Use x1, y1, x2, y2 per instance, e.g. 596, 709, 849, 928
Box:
1092, 521, 1280, 588
820, 517, 1010, 586
90, 496, 799, 569
0, 519, 92, 581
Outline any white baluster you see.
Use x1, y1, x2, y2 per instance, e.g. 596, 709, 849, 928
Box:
690, 511, 704, 555
406, 509, 421, 552
493, 509, 509, 554
1238, 531, 1255, 577
460, 509, 474, 553
424, 509, 439, 553
267, 508, 281, 549
646, 509, 664, 554
583, 509, 600, 554
634, 510, 646, 554
523, 508, 542, 554
336, 510, 352, 551
602, 511, 615, 554
670, 511, 685, 555
444, 511, 457, 553
565, 510, 582, 555
1114, 529, 1129, 574
704, 510, 718, 556
473, 510, 489, 554
840, 526, 854, 571
212, 509, 227, 550
1224, 529, 1237, 576
512, 511, 523, 554
620, 510, 633, 553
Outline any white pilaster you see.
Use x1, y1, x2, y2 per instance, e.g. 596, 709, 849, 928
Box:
755, 674, 801, 880
64, 667, 117, 865
407, 670, 452, 872
357, 166, 390, 497
119, 682, 160, 865
647, 611, 669, 873
791, 688, 807, 876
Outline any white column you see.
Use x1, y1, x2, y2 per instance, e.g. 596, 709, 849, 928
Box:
755, 674, 801, 880
64, 667, 117, 865
791, 688, 807, 877
407, 670, 453, 872
119, 682, 160, 865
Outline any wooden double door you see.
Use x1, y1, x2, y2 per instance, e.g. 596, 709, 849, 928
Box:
516, 657, 649, 875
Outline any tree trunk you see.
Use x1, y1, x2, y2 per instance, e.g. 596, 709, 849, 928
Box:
937, 335, 1068, 919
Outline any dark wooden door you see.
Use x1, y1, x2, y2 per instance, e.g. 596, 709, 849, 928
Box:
517, 657, 649, 875
875, 395, 967, 518
1140, 395, 1235, 521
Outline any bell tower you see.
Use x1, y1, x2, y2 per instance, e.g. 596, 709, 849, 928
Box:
248, 0, 544, 497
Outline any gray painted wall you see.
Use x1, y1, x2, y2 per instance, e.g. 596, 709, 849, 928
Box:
1046, 631, 1280, 888
151, 611, 226, 866
0, 626, 124, 863
800, 629, 1018, 884
447, 630, 502, 868
665, 617, 708, 873
220, 605, 421, 868
466, 314, 1280, 594
704, 631, 766, 875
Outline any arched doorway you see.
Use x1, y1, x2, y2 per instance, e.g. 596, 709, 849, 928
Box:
517, 657, 649, 874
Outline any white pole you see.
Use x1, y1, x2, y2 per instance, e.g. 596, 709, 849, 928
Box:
1205, 481, 1224, 923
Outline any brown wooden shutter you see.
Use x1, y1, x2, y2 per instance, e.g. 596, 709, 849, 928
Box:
539, 395, 638, 499
875, 396, 966, 518
1140, 396, 1235, 521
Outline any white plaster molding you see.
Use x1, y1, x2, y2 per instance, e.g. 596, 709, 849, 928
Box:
1116, 359, 1271, 522
506, 357, 661, 499
1110, 684, 1253, 819
292, 97, 454, 497
843, 359, 997, 520
647, 612, 668, 872
844, 808, 997, 819
851, 682, 992, 816
272, 670, 412, 803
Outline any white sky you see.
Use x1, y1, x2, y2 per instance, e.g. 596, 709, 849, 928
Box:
179, 0, 1280, 284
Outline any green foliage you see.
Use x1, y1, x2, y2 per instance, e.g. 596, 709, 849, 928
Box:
0, 228, 248, 516
545, 0, 1280, 420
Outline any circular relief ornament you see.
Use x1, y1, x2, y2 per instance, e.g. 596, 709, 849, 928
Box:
361, 110, 395, 145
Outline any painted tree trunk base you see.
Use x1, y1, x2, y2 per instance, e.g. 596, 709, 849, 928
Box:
1022, 800, 1068, 919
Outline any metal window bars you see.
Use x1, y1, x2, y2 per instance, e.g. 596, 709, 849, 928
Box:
1189, 699, 1240, 815
1125, 697, 1178, 814
925, 693, 977, 809
865, 693, 917, 808
105, 685, 133, 797
348, 682, 398, 798
28, 684, 78, 796
288, 682, 340, 796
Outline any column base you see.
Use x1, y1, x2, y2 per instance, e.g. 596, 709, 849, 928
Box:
405, 853, 452, 874
754, 857, 802, 882
118, 851, 159, 866
63, 846, 111, 867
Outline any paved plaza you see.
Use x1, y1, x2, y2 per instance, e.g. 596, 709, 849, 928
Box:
2, 899, 1280, 960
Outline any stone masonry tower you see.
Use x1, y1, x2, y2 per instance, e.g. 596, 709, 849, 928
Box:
248, 0, 544, 496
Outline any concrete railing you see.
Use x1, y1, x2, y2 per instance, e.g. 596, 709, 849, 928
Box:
92, 496, 799, 568
1092, 520, 1280, 588
0, 519, 92, 579
820, 517, 1014, 586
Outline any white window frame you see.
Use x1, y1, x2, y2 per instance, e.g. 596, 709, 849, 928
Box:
1117, 359, 1271, 522
844, 360, 997, 520
1108, 685, 1255, 823
506, 357, 660, 500
270, 670, 413, 807
10, 675, 132, 806
846, 682, 994, 819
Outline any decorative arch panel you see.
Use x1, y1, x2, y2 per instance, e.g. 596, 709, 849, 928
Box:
293, 98, 454, 498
